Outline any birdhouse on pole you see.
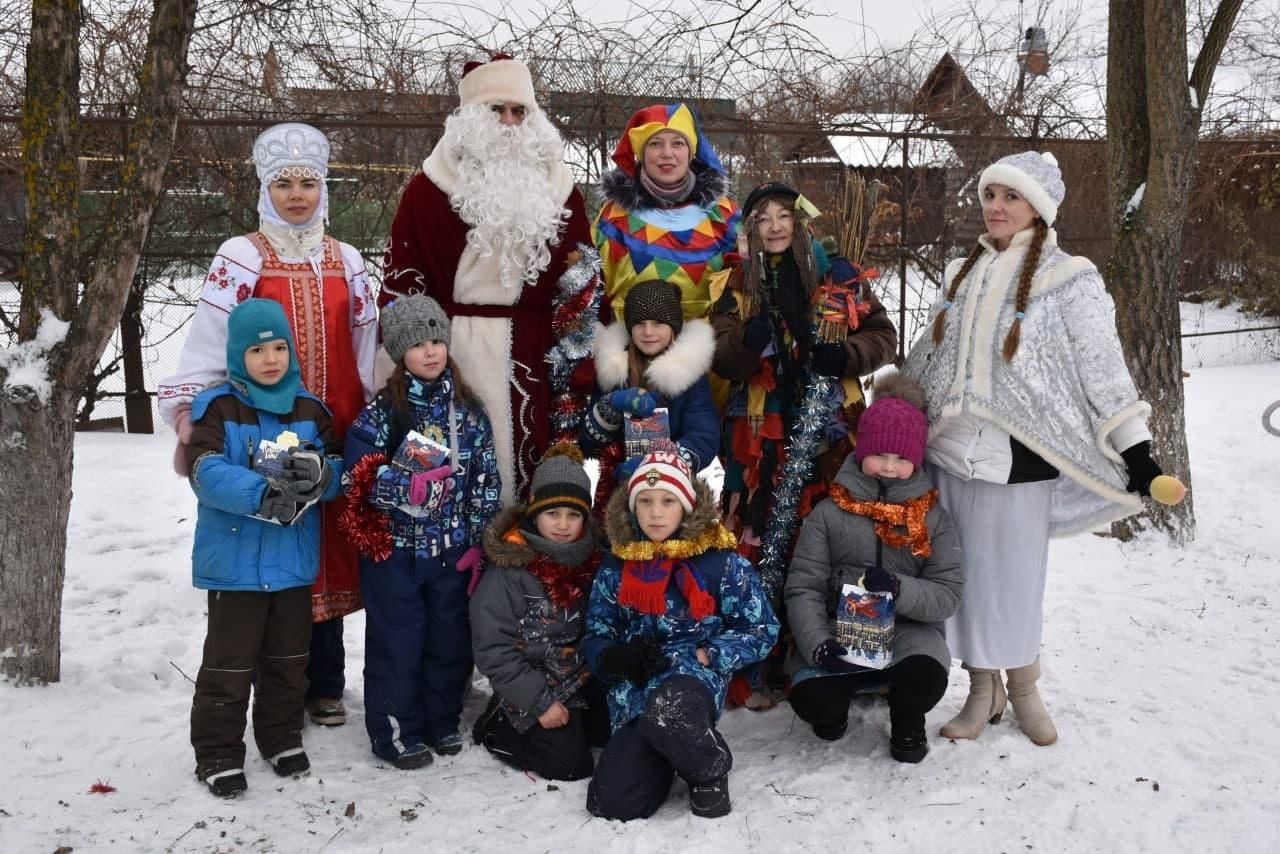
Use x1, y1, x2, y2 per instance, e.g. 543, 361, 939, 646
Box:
1018, 27, 1050, 76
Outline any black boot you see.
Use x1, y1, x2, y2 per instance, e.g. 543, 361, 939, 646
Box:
812, 716, 849, 742
890, 728, 929, 763
204, 769, 248, 798
269, 748, 311, 777
689, 775, 731, 818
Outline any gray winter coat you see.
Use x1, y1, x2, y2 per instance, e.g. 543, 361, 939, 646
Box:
469, 506, 602, 733
785, 457, 964, 675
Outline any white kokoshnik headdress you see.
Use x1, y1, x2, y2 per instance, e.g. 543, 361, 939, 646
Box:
252, 122, 330, 243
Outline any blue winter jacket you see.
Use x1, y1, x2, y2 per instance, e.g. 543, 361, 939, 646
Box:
580, 319, 720, 471
343, 369, 501, 558
187, 383, 344, 592
583, 479, 778, 730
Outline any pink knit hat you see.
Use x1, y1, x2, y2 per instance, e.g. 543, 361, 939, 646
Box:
854, 373, 929, 468
627, 449, 696, 513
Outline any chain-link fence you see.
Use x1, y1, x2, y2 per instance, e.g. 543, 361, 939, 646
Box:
4, 116, 1278, 432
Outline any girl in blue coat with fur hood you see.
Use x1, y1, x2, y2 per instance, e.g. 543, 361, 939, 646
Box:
185, 298, 344, 799
581, 279, 719, 499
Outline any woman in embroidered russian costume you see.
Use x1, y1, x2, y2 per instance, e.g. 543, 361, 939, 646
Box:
902, 151, 1168, 746
158, 122, 378, 728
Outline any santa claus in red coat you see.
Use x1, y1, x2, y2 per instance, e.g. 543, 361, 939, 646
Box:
381, 54, 600, 506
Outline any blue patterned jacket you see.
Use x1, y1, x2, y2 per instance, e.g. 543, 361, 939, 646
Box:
343, 369, 501, 557
582, 479, 778, 730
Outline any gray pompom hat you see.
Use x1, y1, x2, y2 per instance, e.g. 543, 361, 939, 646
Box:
381, 294, 451, 362
978, 151, 1065, 225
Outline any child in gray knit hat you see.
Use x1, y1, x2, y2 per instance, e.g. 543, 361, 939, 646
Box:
469, 443, 610, 780
342, 292, 501, 769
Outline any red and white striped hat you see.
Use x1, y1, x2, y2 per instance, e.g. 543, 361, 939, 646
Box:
627, 450, 696, 513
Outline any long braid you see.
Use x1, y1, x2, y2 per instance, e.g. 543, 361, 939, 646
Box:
931, 243, 984, 345
1001, 219, 1049, 362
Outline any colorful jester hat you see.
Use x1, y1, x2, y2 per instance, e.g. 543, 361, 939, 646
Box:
609, 102, 728, 178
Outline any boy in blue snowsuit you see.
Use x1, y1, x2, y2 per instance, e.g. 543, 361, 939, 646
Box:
186, 298, 344, 798
583, 449, 778, 820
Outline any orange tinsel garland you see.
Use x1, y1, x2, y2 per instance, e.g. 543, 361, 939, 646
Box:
828, 483, 938, 558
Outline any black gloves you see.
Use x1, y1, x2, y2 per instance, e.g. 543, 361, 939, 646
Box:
257, 483, 297, 523
810, 342, 848, 379
861, 565, 901, 598
1120, 441, 1163, 497
813, 639, 861, 674
743, 311, 773, 353
596, 638, 670, 685
280, 447, 332, 503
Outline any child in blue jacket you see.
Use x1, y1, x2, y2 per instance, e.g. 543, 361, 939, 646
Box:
343, 294, 501, 769
581, 279, 719, 499
186, 298, 344, 798
583, 448, 778, 821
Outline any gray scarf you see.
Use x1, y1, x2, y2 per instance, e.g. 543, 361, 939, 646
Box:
639, 168, 696, 207
523, 528, 596, 567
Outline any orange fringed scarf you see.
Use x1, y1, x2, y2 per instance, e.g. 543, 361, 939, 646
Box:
828, 483, 938, 558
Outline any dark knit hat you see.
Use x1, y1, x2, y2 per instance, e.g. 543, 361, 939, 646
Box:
854, 372, 929, 469
742, 181, 800, 217
527, 443, 592, 518
623, 279, 684, 336
381, 294, 451, 362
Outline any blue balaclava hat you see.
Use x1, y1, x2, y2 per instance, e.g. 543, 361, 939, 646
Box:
226, 298, 301, 414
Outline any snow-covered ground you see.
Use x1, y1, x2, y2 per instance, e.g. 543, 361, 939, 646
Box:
2, 361, 1279, 853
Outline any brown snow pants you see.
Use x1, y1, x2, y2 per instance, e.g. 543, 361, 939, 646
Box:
190, 586, 312, 779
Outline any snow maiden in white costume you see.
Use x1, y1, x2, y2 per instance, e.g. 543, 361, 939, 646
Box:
903, 151, 1167, 747
158, 122, 378, 727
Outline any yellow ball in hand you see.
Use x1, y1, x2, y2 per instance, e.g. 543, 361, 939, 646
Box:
1149, 474, 1186, 505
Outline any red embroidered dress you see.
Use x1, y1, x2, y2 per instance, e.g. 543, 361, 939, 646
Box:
248, 233, 365, 621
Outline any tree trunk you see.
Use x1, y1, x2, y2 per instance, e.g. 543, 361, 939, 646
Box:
1105, 0, 1243, 544
1, 0, 197, 684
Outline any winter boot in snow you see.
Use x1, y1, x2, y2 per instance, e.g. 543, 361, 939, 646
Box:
1005, 658, 1057, 746
307, 697, 346, 727
269, 748, 311, 777
689, 775, 731, 818
890, 727, 929, 763
204, 769, 248, 798
939, 664, 1007, 740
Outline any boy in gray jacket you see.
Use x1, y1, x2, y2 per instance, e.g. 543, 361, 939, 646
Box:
470, 444, 610, 780
784, 373, 964, 763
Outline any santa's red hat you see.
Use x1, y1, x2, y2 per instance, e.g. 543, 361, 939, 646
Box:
459, 53, 538, 109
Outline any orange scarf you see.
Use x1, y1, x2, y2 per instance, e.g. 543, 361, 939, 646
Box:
828, 482, 937, 558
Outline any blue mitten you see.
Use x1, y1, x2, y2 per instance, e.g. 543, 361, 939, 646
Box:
608, 387, 658, 418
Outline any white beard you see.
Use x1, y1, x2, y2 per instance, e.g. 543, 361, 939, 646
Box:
441, 104, 570, 289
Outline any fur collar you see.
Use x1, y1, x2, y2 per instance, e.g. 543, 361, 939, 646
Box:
603, 476, 727, 552
600, 161, 729, 211
593, 319, 715, 397
482, 504, 603, 568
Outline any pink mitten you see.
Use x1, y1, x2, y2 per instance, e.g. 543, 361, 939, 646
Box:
407, 465, 454, 506
172, 440, 192, 478
455, 545, 484, 596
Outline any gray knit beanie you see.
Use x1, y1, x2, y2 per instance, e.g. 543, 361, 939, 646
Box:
623, 279, 684, 336
527, 443, 592, 518
381, 294, 451, 362
978, 151, 1066, 225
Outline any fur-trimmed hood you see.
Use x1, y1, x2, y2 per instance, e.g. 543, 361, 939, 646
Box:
600, 161, 730, 212
482, 504, 603, 568
603, 475, 728, 552
593, 318, 715, 398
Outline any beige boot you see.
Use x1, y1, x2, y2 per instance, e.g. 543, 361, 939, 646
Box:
1005, 658, 1058, 746
940, 664, 1007, 740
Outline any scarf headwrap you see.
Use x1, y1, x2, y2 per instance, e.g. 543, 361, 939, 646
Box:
829, 482, 938, 558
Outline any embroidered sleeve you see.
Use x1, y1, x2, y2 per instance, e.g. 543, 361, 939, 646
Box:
341, 243, 379, 403
156, 239, 262, 428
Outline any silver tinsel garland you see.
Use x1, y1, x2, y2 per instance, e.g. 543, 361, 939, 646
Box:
756, 374, 838, 603
545, 244, 603, 440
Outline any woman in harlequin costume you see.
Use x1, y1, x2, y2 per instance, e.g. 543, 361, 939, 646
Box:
158, 122, 378, 729
595, 102, 741, 324
710, 183, 896, 705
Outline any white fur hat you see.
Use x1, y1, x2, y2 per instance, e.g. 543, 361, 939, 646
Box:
978, 151, 1065, 225
458, 54, 538, 109
252, 123, 329, 184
